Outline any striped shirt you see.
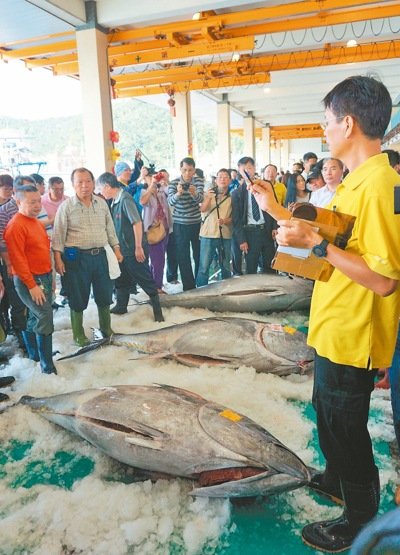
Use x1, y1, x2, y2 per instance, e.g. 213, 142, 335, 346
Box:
167, 177, 204, 225
52, 194, 119, 251
0, 198, 18, 253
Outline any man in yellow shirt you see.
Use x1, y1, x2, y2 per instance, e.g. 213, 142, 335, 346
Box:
251, 76, 400, 553
262, 164, 286, 206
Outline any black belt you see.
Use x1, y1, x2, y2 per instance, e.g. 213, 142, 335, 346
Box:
244, 224, 265, 230
79, 247, 105, 255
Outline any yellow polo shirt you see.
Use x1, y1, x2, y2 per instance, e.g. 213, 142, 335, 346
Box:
308, 154, 400, 369
273, 182, 287, 206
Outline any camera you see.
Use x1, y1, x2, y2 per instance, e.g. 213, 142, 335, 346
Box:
154, 171, 164, 183
210, 185, 218, 196
182, 182, 190, 191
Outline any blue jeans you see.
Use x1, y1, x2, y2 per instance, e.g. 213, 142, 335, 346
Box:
196, 237, 232, 287
14, 272, 53, 335
389, 323, 400, 449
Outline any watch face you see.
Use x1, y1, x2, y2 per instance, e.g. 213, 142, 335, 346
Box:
312, 240, 328, 258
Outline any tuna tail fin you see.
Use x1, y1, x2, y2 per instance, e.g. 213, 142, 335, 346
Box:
57, 338, 110, 361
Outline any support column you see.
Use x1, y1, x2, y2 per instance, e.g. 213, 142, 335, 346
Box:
261, 125, 271, 164
76, 8, 113, 176
172, 92, 193, 167
280, 139, 289, 172
243, 113, 255, 160
217, 97, 231, 168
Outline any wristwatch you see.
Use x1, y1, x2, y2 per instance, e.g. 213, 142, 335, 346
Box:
312, 238, 329, 258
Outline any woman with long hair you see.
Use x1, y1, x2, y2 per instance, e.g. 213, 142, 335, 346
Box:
284, 172, 310, 210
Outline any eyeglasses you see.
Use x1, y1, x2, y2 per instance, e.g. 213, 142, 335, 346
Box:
320, 115, 346, 131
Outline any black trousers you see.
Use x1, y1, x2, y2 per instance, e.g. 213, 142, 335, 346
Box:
243, 227, 276, 274
231, 235, 243, 276
166, 231, 178, 282
173, 222, 200, 291
0, 262, 26, 332
312, 353, 377, 485
115, 255, 157, 298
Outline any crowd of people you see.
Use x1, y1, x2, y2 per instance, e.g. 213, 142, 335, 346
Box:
0, 74, 400, 553
0, 142, 399, 379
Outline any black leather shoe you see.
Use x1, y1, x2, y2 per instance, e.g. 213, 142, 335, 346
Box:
302, 514, 357, 553
110, 305, 128, 315
308, 471, 344, 505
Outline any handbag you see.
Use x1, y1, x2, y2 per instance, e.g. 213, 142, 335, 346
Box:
147, 219, 166, 245
147, 194, 167, 245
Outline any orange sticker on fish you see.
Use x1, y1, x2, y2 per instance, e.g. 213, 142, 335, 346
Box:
283, 325, 297, 335
219, 409, 242, 422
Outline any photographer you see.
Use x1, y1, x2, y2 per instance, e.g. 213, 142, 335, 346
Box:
140, 171, 171, 293
196, 169, 232, 287
167, 157, 204, 290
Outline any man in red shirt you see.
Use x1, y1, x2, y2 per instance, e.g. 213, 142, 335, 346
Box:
4, 185, 57, 374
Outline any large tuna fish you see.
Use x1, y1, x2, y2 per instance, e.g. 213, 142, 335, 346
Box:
21, 384, 311, 498
158, 274, 313, 313
59, 317, 314, 375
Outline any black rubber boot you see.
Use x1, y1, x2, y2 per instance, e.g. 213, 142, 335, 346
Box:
110, 288, 130, 315
394, 423, 400, 454
0, 376, 15, 388
308, 466, 344, 505
302, 470, 380, 553
0, 392, 9, 402
36, 334, 58, 375
150, 294, 164, 322
22, 330, 40, 361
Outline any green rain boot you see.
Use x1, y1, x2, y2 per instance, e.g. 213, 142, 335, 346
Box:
70, 309, 90, 347
98, 305, 114, 338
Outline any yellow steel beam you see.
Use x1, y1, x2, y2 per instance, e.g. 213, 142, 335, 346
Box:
226, 4, 400, 38
25, 53, 77, 68
113, 60, 270, 88
114, 69, 270, 90
0, 39, 76, 59
0, 30, 73, 48
108, 35, 254, 67
114, 73, 270, 97
271, 124, 324, 140
232, 124, 324, 139
111, 0, 389, 42
51, 35, 254, 75
111, 39, 400, 91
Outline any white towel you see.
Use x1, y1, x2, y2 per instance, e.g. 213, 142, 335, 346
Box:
104, 244, 121, 280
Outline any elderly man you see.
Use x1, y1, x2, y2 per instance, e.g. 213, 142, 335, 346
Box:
4, 185, 57, 374
310, 157, 344, 208
96, 172, 164, 321
52, 167, 122, 346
